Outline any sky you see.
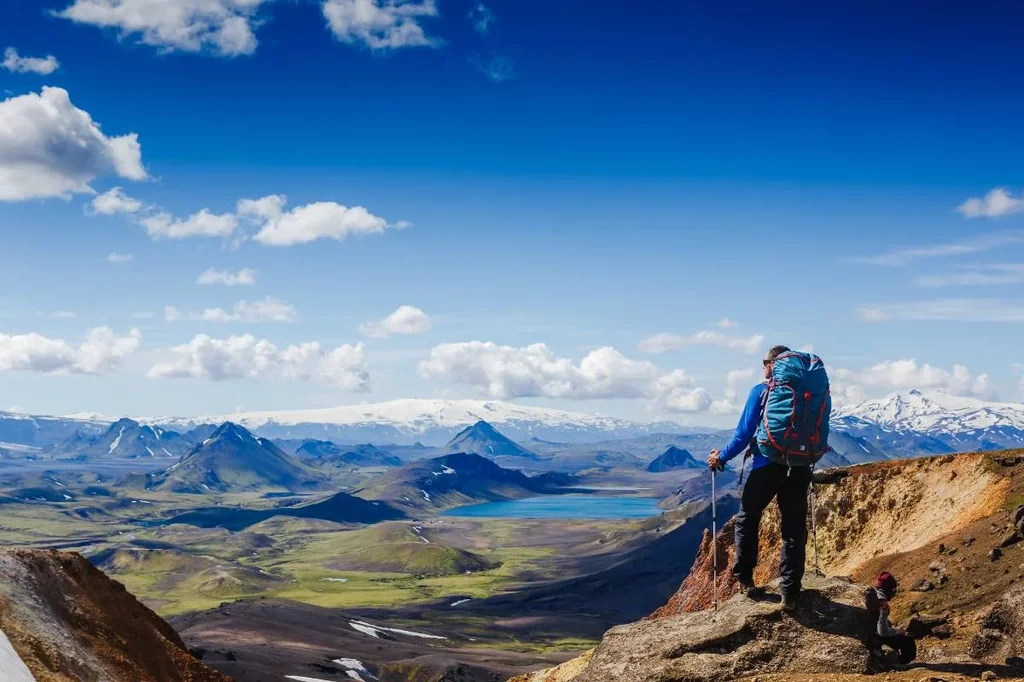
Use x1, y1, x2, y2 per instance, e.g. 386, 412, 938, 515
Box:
0, 0, 1023, 426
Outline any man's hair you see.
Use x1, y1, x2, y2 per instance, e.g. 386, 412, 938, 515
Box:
765, 345, 791, 362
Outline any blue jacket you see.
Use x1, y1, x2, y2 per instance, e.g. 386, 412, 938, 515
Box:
719, 382, 771, 471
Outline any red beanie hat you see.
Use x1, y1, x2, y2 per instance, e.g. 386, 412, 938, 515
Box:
876, 571, 897, 592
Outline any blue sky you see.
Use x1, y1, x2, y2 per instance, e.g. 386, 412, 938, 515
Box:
0, 0, 1023, 425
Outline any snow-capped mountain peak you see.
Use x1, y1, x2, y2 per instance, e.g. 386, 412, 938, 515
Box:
149, 398, 690, 445
833, 390, 1024, 435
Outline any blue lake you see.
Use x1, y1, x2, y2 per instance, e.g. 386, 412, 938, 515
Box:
442, 494, 663, 519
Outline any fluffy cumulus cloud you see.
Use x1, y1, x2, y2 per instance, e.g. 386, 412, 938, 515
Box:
419, 341, 711, 412
196, 267, 256, 286
957, 188, 1024, 219
0, 87, 147, 202
359, 305, 432, 338
89, 190, 401, 245
240, 194, 393, 246
638, 330, 764, 355
148, 334, 369, 390
2, 47, 60, 74
165, 296, 296, 323
323, 0, 440, 49
0, 327, 141, 375
54, 0, 271, 57
710, 368, 757, 414
90, 187, 145, 215
834, 359, 993, 403
139, 208, 237, 240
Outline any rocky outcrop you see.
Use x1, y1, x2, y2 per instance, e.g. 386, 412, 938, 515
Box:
512, 451, 1024, 682
0, 548, 231, 682
513, 576, 874, 682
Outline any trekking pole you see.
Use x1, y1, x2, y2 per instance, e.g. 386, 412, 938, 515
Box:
810, 470, 822, 577
711, 467, 719, 612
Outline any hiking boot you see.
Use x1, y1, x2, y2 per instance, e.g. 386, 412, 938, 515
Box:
781, 593, 799, 612
737, 577, 756, 597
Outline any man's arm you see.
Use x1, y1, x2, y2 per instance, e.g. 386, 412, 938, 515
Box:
877, 601, 903, 638
718, 383, 766, 464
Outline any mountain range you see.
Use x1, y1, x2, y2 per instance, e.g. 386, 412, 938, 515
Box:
152, 399, 694, 445
3, 391, 1024, 464
53, 418, 192, 460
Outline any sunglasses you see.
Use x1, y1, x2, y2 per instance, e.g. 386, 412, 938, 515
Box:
763, 359, 772, 367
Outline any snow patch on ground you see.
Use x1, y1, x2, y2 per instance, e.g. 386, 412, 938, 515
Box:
333, 659, 377, 681
109, 426, 125, 453
451, 598, 471, 607
146, 446, 155, 457
321, 577, 349, 583
421, 489, 431, 501
0, 627, 36, 682
349, 620, 446, 640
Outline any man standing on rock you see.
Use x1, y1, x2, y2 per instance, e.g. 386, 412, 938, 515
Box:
707, 345, 832, 612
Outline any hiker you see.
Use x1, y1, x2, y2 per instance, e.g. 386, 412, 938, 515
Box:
875, 572, 917, 664
707, 345, 831, 612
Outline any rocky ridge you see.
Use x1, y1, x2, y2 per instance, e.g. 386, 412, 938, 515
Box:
0, 548, 230, 682
512, 451, 1024, 682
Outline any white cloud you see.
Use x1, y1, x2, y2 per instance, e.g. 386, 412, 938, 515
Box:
148, 334, 369, 390
359, 305, 432, 338
854, 230, 1024, 267
91, 187, 144, 215
323, 0, 440, 49
0, 327, 141, 375
637, 330, 764, 355
0, 87, 146, 202
715, 317, 737, 329
240, 194, 394, 246
90, 190, 400, 245
165, 296, 296, 323
471, 54, 516, 82
197, 267, 256, 286
52, 311, 78, 319
54, 0, 271, 57
419, 341, 711, 412
957, 188, 1024, 219
138, 208, 237, 240
709, 368, 757, 415
914, 263, 1024, 288
857, 298, 1024, 323
836, 359, 993, 401
468, 3, 494, 34
107, 252, 135, 264
2, 47, 60, 75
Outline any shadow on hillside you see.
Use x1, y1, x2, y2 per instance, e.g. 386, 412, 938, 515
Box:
788, 587, 873, 640
911, 662, 1024, 677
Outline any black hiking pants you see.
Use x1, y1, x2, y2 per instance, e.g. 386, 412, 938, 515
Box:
733, 462, 812, 598
882, 634, 917, 664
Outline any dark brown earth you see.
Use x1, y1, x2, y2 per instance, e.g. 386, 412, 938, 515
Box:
0, 548, 231, 682
172, 597, 572, 682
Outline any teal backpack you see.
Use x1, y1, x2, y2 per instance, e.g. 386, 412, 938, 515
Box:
755, 351, 832, 467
